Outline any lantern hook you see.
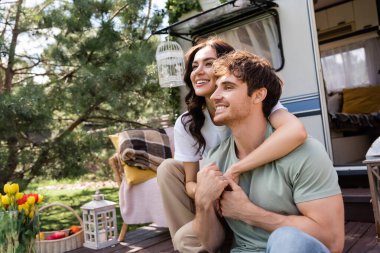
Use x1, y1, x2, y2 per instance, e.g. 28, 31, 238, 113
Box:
93, 190, 105, 201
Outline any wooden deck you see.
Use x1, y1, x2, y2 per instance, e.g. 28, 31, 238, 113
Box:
68, 221, 379, 253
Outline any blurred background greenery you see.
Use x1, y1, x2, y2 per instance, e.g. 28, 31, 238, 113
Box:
27, 176, 145, 232
0, 0, 205, 233
0, 0, 180, 188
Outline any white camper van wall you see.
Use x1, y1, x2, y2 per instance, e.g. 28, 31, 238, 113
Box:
155, 40, 185, 88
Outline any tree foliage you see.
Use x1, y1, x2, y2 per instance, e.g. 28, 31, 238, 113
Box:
0, 0, 179, 187
165, 0, 201, 23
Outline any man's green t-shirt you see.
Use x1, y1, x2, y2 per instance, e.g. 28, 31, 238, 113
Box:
203, 125, 341, 253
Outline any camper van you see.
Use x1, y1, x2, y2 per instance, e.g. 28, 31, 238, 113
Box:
156, 0, 380, 185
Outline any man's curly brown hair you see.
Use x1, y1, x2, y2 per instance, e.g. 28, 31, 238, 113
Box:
213, 51, 283, 118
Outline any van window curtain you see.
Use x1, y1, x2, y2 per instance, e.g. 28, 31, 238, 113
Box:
320, 37, 380, 93
262, 16, 281, 68
217, 14, 281, 69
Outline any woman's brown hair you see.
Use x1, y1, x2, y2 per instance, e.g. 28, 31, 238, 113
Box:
182, 38, 234, 155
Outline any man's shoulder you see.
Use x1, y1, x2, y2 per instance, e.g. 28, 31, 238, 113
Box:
297, 137, 326, 153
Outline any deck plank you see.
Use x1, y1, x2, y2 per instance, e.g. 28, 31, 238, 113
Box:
67, 222, 379, 253
68, 243, 129, 253
134, 239, 175, 253
75, 244, 130, 253
347, 224, 378, 253
366, 243, 380, 253
344, 221, 373, 251
120, 231, 172, 252
121, 227, 170, 246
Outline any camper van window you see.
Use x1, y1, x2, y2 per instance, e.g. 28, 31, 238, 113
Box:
320, 37, 380, 93
214, 14, 283, 71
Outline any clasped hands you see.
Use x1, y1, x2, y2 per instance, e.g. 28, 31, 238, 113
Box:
195, 163, 250, 220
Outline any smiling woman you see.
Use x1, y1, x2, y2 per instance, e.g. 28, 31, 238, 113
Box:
190, 46, 218, 99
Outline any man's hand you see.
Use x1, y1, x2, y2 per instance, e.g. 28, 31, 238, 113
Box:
220, 178, 252, 220
196, 163, 229, 209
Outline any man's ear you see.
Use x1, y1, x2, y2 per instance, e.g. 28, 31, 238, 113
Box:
252, 88, 267, 104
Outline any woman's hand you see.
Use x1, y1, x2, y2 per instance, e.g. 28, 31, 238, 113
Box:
224, 164, 240, 184
184, 161, 199, 199
185, 181, 197, 199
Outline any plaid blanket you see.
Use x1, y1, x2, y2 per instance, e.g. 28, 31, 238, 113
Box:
118, 128, 172, 171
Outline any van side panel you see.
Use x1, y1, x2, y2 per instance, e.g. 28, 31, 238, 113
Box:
275, 0, 330, 152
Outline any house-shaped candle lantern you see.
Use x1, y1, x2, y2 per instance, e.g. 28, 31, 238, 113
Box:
81, 190, 118, 249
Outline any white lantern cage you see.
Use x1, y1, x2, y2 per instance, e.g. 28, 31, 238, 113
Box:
80, 190, 118, 249
156, 40, 185, 88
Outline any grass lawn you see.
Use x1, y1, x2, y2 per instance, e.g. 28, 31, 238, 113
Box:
26, 178, 145, 233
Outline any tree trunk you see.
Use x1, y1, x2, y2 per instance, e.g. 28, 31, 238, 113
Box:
4, 0, 23, 92
0, 137, 19, 185
141, 0, 152, 38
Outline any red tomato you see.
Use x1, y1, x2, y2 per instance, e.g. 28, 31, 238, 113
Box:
52, 231, 67, 239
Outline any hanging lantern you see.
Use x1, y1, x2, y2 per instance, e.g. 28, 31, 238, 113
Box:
156, 40, 185, 88
81, 190, 118, 249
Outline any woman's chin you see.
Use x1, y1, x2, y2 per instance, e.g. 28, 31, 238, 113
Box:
194, 87, 214, 97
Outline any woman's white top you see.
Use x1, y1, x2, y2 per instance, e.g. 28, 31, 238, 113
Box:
174, 102, 286, 162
